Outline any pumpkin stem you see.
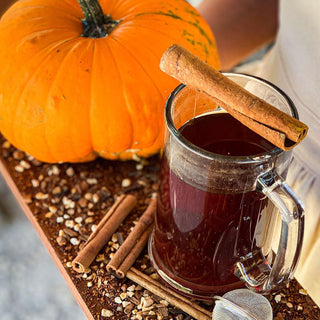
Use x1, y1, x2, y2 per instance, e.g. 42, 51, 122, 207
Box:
78, 0, 120, 38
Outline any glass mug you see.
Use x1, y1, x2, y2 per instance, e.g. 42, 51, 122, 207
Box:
149, 73, 305, 300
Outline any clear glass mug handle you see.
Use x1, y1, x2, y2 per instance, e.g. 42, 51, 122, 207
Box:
234, 170, 305, 294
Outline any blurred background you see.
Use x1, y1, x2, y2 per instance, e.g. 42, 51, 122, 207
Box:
0, 179, 86, 320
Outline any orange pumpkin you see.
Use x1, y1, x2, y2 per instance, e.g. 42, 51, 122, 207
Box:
0, 0, 219, 162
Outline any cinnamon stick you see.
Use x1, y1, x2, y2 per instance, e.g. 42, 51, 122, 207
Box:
116, 224, 153, 278
107, 197, 156, 278
127, 268, 212, 320
72, 194, 137, 273
160, 44, 308, 151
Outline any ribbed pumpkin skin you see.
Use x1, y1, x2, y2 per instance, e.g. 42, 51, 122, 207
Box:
0, 0, 219, 162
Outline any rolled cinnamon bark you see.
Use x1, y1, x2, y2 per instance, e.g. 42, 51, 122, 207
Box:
72, 194, 137, 273
115, 224, 154, 278
160, 44, 308, 150
127, 268, 212, 320
107, 197, 156, 278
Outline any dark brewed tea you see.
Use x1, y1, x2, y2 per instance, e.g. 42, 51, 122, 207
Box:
152, 112, 276, 296
180, 112, 274, 156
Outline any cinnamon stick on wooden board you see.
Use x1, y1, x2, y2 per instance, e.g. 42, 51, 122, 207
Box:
127, 268, 212, 320
160, 44, 308, 151
107, 197, 156, 278
72, 194, 137, 273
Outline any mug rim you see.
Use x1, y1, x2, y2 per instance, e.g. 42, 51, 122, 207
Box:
165, 72, 299, 164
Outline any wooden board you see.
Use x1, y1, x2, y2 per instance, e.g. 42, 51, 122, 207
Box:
0, 138, 319, 320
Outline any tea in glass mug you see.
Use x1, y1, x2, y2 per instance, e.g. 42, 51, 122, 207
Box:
149, 74, 304, 300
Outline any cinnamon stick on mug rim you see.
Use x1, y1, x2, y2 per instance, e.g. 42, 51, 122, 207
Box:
72, 194, 137, 273
160, 44, 308, 151
107, 197, 156, 278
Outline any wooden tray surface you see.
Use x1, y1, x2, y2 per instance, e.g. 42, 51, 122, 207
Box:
0, 136, 318, 320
